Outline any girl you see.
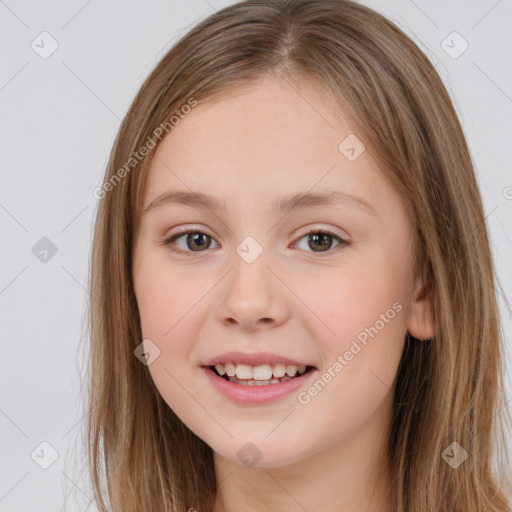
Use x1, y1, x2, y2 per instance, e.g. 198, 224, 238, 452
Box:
85, 1, 512, 511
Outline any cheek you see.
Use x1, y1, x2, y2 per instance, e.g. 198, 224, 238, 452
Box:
134, 248, 196, 338
134, 265, 205, 433
293, 260, 407, 409
296, 260, 408, 347
290, 295, 405, 452
133, 252, 211, 409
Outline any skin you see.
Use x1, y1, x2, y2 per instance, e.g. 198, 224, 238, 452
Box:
132, 75, 435, 512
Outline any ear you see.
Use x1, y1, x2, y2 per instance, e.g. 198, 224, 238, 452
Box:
407, 276, 436, 340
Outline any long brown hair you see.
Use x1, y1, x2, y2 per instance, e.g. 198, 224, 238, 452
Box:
84, 1, 512, 510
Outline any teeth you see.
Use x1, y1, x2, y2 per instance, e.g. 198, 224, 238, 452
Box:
212, 362, 309, 380
235, 363, 253, 380
224, 362, 236, 377
252, 364, 272, 380
228, 375, 294, 385
285, 364, 298, 377
215, 364, 225, 376
272, 363, 286, 377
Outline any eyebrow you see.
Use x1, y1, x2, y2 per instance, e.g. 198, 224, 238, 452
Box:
141, 190, 376, 216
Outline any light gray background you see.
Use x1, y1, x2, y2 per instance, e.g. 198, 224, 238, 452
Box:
1, 0, 511, 510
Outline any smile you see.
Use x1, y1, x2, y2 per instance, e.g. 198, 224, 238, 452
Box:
211, 362, 313, 385
202, 362, 317, 405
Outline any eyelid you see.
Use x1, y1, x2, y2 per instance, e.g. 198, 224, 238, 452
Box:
294, 224, 349, 241
164, 224, 216, 241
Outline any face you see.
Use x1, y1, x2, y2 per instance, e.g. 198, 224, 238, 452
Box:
132, 76, 432, 469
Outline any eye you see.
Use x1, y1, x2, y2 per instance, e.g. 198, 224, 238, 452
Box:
163, 229, 220, 255
162, 227, 348, 256
293, 228, 348, 254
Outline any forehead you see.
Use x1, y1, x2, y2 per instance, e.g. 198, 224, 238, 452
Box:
141, 76, 389, 209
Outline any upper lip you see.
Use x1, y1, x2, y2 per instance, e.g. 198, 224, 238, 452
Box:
202, 351, 315, 367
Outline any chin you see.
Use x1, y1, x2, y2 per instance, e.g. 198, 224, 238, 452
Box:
210, 437, 307, 469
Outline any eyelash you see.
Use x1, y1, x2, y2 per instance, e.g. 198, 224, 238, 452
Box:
162, 227, 349, 258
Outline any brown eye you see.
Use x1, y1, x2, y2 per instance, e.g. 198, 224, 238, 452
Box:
184, 232, 212, 251
163, 228, 348, 257
295, 229, 347, 254
164, 231, 219, 254
307, 232, 335, 252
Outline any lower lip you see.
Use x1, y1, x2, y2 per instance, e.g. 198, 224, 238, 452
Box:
202, 366, 317, 405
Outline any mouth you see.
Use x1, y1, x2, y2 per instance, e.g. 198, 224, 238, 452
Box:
201, 352, 318, 404
208, 362, 316, 386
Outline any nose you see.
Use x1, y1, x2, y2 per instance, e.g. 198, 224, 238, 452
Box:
214, 251, 291, 332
